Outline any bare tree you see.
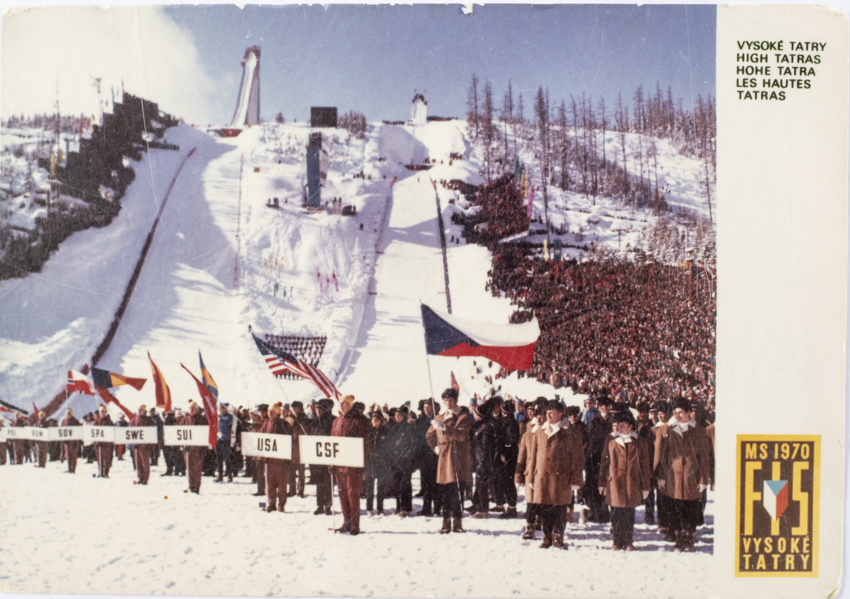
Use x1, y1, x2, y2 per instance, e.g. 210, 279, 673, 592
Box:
467, 73, 480, 139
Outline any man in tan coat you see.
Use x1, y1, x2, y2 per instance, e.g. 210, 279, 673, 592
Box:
654, 397, 712, 552
599, 410, 652, 551
526, 400, 584, 549
426, 388, 472, 534
515, 398, 546, 540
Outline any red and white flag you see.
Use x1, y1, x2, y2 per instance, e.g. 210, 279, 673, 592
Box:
67, 370, 95, 395
95, 384, 134, 420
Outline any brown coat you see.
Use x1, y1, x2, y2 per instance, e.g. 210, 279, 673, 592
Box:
654, 423, 711, 501
527, 422, 584, 505
331, 411, 371, 473
599, 434, 652, 508
426, 409, 472, 485
514, 423, 539, 503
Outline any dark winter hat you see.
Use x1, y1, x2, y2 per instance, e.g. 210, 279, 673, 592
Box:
636, 402, 651, 413
441, 388, 459, 400
353, 402, 366, 412
259, 404, 269, 412
291, 401, 303, 409
533, 397, 549, 414
597, 397, 613, 407
648, 402, 660, 413
318, 399, 335, 410
371, 411, 386, 421
672, 397, 691, 413
566, 406, 581, 417
399, 405, 410, 416
545, 400, 565, 413
387, 408, 399, 418
613, 410, 636, 427
502, 401, 515, 415
612, 402, 628, 413
418, 399, 431, 411
477, 399, 495, 418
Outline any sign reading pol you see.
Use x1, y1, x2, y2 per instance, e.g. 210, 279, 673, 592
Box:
163, 426, 210, 447
299, 435, 364, 468
242, 433, 292, 459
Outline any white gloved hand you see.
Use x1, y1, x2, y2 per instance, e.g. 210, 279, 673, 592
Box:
431, 419, 446, 431
598, 487, 604, 495
642, 490, 650, 500
698, 483, 707, 493
433, 446, 440, 455
658, 479, 666, 490
571, 485, 580, 493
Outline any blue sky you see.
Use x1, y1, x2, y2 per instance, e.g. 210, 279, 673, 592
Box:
165, 4, 715, 126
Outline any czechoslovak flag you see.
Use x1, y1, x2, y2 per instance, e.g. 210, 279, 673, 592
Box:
420, 303, 539, 372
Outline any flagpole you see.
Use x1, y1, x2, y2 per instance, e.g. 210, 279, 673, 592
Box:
419, 300, 439, 415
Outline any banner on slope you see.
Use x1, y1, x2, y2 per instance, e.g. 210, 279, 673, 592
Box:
420, 303, 540, 371
82, 425, 115, 446
116, 427, 157, 445
163, 426, 211, 447
299, 435, 363, 468
48, 427, 84, 442
242, 432, 292, 460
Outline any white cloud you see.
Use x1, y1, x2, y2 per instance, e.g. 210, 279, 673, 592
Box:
1, 6, 216, 125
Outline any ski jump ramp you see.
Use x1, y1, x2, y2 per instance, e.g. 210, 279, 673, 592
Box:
228, 46, 261, 129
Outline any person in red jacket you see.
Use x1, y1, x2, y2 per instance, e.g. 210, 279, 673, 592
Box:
260, 403, 293, 512
181, 402, 207, 494
129, 405, 155, 485
93, 405, 114, 478
59, 408, 82, 474
12, 411, 27, 464
331, 395, 371, 535
34, 410, 49, 468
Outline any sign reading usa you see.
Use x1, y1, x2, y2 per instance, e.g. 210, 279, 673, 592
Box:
241, 433, 292, 460
736, 435, 820, 577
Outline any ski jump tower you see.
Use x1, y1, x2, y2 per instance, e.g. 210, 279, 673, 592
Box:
220, 46, 261, 137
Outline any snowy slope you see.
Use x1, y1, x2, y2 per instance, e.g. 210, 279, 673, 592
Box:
0, 117, 716, 598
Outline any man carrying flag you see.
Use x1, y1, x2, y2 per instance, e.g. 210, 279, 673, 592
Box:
330, 395, 371, 535
93, 404, 114, 478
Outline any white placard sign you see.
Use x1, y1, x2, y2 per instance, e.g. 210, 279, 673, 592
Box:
49, 427, 83, 442
118, 427, 157, 444
163, 426, 210, 447
5, 427, 26, 440
0, 428, 6, 443
299, 435, 364, 468
29, 427, 48, 441
82, 426, 114, 446
241, 432, 292, 459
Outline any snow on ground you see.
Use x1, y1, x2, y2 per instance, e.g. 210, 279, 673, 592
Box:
0, 457, 714, 598
0, 118, 715, 597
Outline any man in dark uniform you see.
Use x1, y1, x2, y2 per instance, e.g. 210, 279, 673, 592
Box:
415, 399, 441, 516
310, 399, 335, 515
584, 397, 613, 523
288, 401, 310, 497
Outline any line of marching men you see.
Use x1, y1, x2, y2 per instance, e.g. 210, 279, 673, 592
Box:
0, 390, 712, 551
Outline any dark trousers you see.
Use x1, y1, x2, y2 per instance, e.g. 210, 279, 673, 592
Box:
215, 441, 233, 479
36, 441, 48, 467
525, 503, 539, 524
611, 506, 636, 547
134, 447, 151, 483
439, 482, 463, 518
185, 448, 204, 492
0, 443, 6, 465
494, 460, 518, 507
12, 441, 25, 465
150, 444, 160, 465
393, 471, 413, 512
337, 470, 363, 530
643, 486, 656, 521
471, 469, 493, 512
420, 458, 441, 514
583, 456, 609, 522
315, 467, 332, 509
657, 491, 673, 529
289, 463, 306, 496
668, 497, 702, 532
365, 474, 388, 512
254, 457, 265, 493
96, 444, 113, 477
163, 446, 178, 475
538, 504, 567, 537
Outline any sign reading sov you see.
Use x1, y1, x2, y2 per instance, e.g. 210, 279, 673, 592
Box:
118, 427, 157, 444
299, 435, 364, 468
163, 426, 210, 447
82, 426, 115, 445
48, 427, 84, 442
242, 433, 292, 460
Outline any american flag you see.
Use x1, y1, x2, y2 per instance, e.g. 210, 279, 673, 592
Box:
252, 334, 341, 400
